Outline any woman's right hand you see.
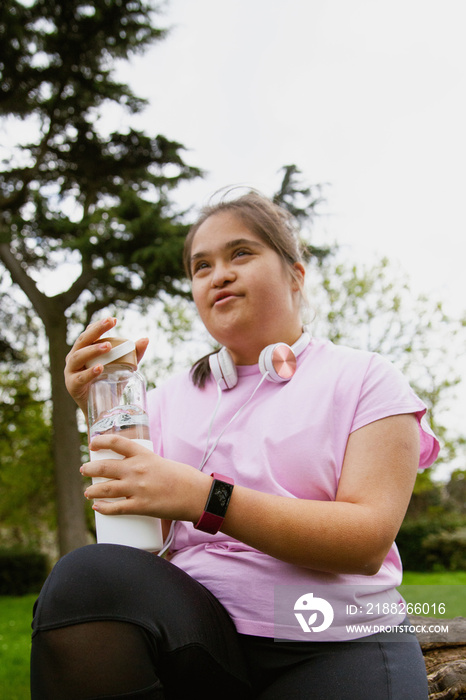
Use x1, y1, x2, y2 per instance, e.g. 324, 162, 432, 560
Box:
64, 317, 149, 417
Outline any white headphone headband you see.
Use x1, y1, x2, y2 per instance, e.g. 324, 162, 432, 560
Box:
210, 332, 310, 390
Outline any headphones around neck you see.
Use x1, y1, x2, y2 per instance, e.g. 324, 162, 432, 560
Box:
209, 332, 310, 390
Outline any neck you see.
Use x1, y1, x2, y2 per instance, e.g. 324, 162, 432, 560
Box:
226, 327, 305, 366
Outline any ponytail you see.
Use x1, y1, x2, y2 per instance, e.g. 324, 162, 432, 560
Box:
190, 351, 218, 388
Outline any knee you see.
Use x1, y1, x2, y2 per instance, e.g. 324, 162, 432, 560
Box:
52, 543, 158, 583
48, 544, 126, 596
33, 544, 155, 629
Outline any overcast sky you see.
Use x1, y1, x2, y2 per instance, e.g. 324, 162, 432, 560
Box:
4, 0, 461, 473
114, 0, 466, 473
113, 0, 466, 315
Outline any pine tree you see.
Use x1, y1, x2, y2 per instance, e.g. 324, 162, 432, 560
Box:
0, 0, 200, 555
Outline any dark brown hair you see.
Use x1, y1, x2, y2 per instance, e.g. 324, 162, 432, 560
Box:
184, 190, 304, 280
185, 190, 306, 387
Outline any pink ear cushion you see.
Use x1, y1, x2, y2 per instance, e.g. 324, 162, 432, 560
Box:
270, 343, 297, 379
259, 343, 296, 382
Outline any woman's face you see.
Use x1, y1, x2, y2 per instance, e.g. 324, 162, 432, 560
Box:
189, 211, 305, 364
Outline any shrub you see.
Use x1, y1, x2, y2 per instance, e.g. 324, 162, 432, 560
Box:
396, 518, 449, 571
423, 527, 466, 571
0, 549, 48, 595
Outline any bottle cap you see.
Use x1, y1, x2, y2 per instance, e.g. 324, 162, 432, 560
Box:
86, 337, 137, 369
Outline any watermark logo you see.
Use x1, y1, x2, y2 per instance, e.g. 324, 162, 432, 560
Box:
275, 584, 464, 642
294, 592, 334, 633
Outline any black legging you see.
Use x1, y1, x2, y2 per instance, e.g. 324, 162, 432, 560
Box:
31, 544, 428, 699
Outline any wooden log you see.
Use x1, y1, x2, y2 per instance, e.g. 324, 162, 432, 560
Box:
410, 617, 466, 699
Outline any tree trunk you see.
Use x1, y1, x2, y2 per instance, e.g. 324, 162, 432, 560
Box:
47, 312, 89, 556
0, 244, 90, 556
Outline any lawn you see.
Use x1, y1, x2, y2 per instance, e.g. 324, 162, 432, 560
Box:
0, 594, 36, 700
402, 571, 466, 585
1, 572, 465, 699
399, 570, 466, 618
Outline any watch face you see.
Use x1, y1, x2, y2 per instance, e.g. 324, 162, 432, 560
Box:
208, 480, 234, 517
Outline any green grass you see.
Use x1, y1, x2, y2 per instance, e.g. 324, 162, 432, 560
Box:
0, 573, 465, 698
0, 594, 36, 700
401, 570, 466, 585
399, 571, 466, 618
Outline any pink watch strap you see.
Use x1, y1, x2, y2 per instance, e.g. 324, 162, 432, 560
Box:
194, 473, 234, 535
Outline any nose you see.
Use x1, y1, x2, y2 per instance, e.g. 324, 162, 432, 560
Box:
211, 261, 236, 287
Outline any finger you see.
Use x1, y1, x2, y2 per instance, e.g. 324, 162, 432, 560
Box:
73, 317, 117, 353
66, 319, 117, 373
66, 362, 104, 394
81, 458, 125, 480
66, 340, 110, 373
85, 479, 128, 502
92, 497, 134, 516
89, 434, 152, 457
64, 342, 110, 409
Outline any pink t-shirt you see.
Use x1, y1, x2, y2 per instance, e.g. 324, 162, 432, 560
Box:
147, 338, 439, 640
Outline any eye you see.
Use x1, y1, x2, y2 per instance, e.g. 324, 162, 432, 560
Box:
192, 261, 210, 275
233, 248, 251, 259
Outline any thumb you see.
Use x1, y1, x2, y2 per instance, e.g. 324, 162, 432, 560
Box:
136, 337, 149, 364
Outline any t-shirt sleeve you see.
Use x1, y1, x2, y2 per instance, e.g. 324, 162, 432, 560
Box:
350, 353, 440, 469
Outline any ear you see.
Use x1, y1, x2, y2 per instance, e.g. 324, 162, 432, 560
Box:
291, 262, 306, 291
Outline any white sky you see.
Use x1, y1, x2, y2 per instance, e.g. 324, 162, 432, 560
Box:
114, 0, 466, 477
115, 0, 466, 314
4, 0, 465, 472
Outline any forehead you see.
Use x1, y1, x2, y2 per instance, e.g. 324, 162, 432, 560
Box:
191, 211, 264, 253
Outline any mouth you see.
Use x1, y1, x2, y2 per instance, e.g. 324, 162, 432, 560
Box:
213, 291, 241, 306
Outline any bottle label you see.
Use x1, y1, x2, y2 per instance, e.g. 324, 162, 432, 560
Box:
90, 405, 149, 438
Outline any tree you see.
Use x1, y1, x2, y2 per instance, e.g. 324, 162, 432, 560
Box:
0, 279, 56, 546
445, 469, 466, 516
308, 254, 466, 474
272, 167, 465, 474
0, 363, 55, 545
0, 0, 200, 555
273, 164, 331, 263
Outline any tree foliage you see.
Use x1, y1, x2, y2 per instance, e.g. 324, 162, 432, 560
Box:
0, 0, 200, 320
0, 0, 200, 555
273, 164, 331, 263
0, 281, 55, 545
308, 254, 466, 471
0, 364, 54, 542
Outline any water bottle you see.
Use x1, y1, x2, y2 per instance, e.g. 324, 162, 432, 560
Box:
86, 337, 163, 551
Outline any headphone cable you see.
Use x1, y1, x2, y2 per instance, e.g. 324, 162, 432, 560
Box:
157, 371, 269, 557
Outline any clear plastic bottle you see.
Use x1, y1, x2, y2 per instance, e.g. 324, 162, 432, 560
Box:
86, 337, 163, 551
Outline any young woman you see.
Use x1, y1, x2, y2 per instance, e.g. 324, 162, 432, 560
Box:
31, 192, 439, 699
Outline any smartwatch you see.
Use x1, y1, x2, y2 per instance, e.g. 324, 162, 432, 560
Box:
194, 473, 234, 535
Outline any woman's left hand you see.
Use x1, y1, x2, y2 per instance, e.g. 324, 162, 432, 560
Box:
81, 434, 211, 523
